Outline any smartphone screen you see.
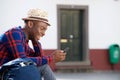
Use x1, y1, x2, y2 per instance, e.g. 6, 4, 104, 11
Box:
63, 47, 69, 53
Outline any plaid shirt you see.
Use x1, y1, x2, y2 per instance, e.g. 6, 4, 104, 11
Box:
0, 26, 53, 66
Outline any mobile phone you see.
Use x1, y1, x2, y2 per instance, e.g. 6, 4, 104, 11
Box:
63, 47, 69, 53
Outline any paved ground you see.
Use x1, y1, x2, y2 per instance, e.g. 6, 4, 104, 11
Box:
55, 71, 120, 80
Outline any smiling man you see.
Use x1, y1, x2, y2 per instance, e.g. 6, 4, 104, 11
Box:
0, 9, 66, 80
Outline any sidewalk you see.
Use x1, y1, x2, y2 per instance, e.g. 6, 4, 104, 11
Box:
55, 71, 120, 80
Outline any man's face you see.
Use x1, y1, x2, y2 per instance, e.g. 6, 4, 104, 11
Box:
28, 21, 48, 41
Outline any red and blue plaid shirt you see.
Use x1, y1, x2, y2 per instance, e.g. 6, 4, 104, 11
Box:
0, 26, 53, 66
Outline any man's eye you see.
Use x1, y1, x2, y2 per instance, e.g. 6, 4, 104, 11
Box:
41, 27, 46, 30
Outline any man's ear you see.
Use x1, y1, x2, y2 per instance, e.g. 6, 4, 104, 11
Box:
27, 21, 33, 28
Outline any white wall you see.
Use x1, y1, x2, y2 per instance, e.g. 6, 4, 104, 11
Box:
0, 0, 120, 49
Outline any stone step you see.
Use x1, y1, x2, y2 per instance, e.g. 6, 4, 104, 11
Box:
55, 65, 93, 73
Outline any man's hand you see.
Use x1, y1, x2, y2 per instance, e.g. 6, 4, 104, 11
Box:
52, 50, 66, 63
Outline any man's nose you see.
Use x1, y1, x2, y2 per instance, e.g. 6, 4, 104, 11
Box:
41, 31, 45, 36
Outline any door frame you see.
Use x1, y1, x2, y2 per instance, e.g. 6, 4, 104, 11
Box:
57, 5, 90, 66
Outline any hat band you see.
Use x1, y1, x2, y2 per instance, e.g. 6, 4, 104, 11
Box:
29, 17, 48, 22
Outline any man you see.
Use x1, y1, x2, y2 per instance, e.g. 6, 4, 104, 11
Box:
0, 8, 66, 80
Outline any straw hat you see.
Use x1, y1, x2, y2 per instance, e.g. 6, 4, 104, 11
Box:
22, 9, 50, 26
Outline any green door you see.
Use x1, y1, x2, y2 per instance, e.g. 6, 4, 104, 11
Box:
60, 9, 83, 61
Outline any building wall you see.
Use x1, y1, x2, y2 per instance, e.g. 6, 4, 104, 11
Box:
0, 0, 120, 71
44, 49, 120, 71
90, 49, 120, 71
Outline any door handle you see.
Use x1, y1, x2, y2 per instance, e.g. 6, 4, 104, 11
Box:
69, 35, 74, 39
